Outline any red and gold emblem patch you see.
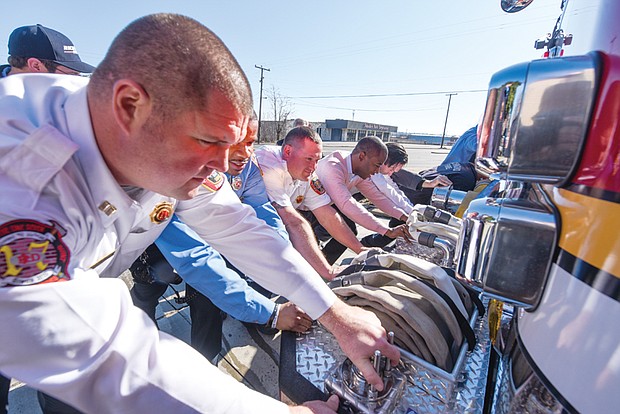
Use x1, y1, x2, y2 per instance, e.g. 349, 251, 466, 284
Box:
0, 219, 71, 286
202, 171, 225, 192
295, 195, 304, 204
231, 176, 243, 191
150, 201, 174, 224
310, 178, 326, 195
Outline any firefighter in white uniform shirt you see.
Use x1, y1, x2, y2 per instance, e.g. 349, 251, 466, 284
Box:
0, 14, 398, 414
255, 126, 370, 275
365, 142, 451, 247
314, 136, 413, 249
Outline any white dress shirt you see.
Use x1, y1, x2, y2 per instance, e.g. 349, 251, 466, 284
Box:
315, 151, 408, 234
0, 74, 334, 413
370, 173, 414, 216
255, 145, 331, 211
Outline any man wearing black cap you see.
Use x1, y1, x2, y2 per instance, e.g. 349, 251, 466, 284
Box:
0, 24, 94, 77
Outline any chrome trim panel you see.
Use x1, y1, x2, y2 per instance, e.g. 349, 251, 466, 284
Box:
477, 55, 597, 184
492, 332, 573, 414
431, 186, 467, 215
455, 183, 557, 309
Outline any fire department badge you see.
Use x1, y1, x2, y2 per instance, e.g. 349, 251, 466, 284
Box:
295, 195, 304, 204
231, 176, 243, 191
310, 178, 326, 195
0, 219, 71, 286
202, 171, 225, 192
150, 201, 174, 224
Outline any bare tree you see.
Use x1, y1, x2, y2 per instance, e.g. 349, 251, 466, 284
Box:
260, 85, 293, 143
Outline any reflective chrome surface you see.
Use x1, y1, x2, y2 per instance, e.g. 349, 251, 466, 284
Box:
325, 356, 407, 414
500, 0, 535, 13
477, 62, 528, 178
492, 325, 569, 414
455, 183, 557, 309
297, 306, 489, 413
431, 186, 467, 215
433, 236, 455, 268
455, 197, 502, 290
478, 55, 598, 185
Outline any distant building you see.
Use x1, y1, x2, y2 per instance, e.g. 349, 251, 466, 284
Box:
259, 117, 456, 145
316, 119, 397, 142
391, 131, 458, 145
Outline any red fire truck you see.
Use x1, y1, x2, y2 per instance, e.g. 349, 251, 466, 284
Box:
281, 1, 619, 412
461, 0, 619, 412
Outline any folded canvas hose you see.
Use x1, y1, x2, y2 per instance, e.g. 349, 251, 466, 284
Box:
348, 302, 431, 363
330, 268, 477, 371
333, 284, 454, 371
351, 252, 469, 318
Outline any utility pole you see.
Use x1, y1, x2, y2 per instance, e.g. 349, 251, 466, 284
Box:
255, 65, 270, 144
440, 93, 457, 149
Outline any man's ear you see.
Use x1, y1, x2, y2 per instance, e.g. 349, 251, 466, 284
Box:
27, 58, 48, 73
112, 79, 152, 136
282, 144, 292, 160
358, 151, 366, 161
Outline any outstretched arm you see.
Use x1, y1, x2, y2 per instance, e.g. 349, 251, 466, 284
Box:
275, 203, 338, 280
156, 215, 276, 324
311, 204, 364, 254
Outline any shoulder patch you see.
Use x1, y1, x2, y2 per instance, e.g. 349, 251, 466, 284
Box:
231, 176, 243, 191
150, 201, 174, 224
310, 177, 326, 195
201, 171, 225, 192
0, 219, 71, 287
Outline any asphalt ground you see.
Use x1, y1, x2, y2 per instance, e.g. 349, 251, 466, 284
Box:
6, 142, 451, 413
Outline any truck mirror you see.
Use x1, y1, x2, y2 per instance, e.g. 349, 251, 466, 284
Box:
501, 0, 535, 13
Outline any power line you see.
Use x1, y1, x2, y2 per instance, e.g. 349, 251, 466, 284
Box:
293, 100, 443, 113
263, 11, 558, 69
290, 89, 486, 99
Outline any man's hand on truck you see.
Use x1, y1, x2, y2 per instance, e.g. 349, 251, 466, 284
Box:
318, 298, 401, 391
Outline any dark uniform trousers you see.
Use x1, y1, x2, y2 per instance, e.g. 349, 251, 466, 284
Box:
129, 244, 224, 362
0, 374, 9, 414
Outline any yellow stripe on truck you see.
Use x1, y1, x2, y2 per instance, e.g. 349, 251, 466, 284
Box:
553, 188, 620, 278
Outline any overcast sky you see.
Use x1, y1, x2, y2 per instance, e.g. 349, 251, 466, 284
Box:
2, 0, 567, 136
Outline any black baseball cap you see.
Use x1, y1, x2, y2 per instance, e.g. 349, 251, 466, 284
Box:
8, 24, 95, 73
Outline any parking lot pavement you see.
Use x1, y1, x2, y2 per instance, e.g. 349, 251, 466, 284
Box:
6, 143, 451, 412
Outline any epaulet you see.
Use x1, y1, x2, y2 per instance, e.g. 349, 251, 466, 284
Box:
0, 125, 78, 194
310, 177, 326, 195
201, 170, 225, 192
